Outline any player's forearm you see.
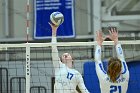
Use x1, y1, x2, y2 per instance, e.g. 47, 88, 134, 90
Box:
82, 89, 90, 93
81, 87, 89, 93
116, 44, 129, 75
116, 43, 125, 61
52, 46, 59, 59
51, 36, 60, 67
81, 89, 89, 93
78, 75, 90, 93
79, 85, 89, 93
95, 45, 102, 62
114, 39, 118, 45
51, 36, 58, 54
52, 35, 57, 43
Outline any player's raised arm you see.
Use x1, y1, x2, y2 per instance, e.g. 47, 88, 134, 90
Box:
95, 31, 107, 77
107, 28, 124, 60
49, 23, 62, 69
108, 28, 129, 75
95, 31, 104, 62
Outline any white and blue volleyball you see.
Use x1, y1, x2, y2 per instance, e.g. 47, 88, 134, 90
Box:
50, 12, 64, 26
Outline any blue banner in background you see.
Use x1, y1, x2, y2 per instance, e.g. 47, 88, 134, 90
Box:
34, 0, 75, 39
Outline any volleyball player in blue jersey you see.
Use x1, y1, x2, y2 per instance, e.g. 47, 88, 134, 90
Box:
49, 23, 89, 93
95, 28, 129, 93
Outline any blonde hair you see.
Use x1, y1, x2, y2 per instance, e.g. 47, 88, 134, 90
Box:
107, 57, 122, 83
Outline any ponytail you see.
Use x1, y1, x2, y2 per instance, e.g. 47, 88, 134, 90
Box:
107, 58, 122, 83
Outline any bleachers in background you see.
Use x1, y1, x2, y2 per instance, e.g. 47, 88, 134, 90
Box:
83, 61, 140, 93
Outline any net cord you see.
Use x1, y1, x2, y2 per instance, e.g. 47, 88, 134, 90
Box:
0, 40, 140, 48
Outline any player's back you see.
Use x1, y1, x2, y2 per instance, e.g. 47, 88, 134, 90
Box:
54, 63, 80, 93
99, 75, 129, 93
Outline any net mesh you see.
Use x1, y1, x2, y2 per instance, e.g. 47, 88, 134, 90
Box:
0, 41, 140, 93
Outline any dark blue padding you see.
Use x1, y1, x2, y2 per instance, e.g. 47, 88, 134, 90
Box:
83, 61, 101, 93
83, 60, 140, 93
127, 61, 140, 93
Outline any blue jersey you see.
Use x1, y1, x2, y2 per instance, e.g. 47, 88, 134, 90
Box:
95, 44, 129, 93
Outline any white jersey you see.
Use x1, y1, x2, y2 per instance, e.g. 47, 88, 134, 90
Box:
95, 44, 129, 93
51, 36, 89, 93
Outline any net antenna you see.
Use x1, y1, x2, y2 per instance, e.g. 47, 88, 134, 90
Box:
26, 0, 30, 43
26, 0, 30, 93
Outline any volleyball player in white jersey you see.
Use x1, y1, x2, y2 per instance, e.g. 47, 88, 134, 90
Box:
49, 23, 89, 93
95, 28, 129, 93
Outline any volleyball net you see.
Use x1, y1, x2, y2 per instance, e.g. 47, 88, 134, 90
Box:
0, 40, 140, 93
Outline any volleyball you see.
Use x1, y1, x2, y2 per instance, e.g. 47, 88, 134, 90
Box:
50, 12, 64, 27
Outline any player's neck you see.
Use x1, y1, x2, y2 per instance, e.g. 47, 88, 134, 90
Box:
65, 63, 73, 69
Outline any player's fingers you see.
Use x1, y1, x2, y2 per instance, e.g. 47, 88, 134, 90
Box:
111, 27, 114, 33
116, 28, 118, 34
48, 22, 51, 26
109, 27, 113, 34
99, 31, 102, 36
96, 31, 100, 38
113, 27, 116, 33
113, 28, 118, 36
97, 30, 101, 36
48, 22, 54, 28
99, 30, 102, 32
109, 29, 112, 35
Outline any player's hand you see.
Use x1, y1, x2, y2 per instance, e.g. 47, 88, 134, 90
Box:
107, 27, 118, 45
48, 22, 58, 36
96, 31, 104, 46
